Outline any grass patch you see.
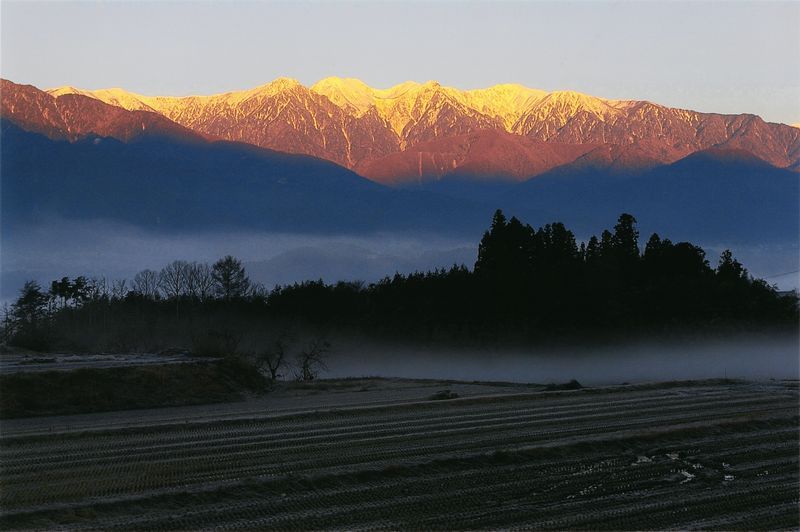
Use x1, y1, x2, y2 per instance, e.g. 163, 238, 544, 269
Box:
0, 356, 266, 419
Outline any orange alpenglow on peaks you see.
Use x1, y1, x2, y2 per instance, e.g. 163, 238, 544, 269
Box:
11, 76, 797, 184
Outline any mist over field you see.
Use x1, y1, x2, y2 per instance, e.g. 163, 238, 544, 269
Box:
325, 335, 800, 385
3, 219, 798, 303
0, 220, 476, 302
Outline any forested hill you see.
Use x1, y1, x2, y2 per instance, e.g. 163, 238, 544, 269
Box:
0, 120, 484, 235
3, 119, 798, 245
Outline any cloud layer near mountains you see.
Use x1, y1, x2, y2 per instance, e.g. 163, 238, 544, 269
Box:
4, 77, 798, 184
0, 218, 477, 302
3, 217, 797, 304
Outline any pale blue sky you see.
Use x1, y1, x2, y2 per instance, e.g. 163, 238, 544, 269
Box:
2, 1, 798, 124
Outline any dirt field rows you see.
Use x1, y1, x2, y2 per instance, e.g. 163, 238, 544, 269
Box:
0, 380, 797, 530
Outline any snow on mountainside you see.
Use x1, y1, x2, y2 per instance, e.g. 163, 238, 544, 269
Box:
48, 86, 159, 112
1, 80, 203, 143
310, 77, 379, 116
15, 76, 800, 184
456, 84, 549, 130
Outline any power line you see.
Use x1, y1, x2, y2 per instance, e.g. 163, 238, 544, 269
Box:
762, 269, 800, 279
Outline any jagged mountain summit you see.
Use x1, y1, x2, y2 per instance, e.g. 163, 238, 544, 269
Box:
0, 80, 204, 144
3, 77, 798, 184
2, 78, 797, 244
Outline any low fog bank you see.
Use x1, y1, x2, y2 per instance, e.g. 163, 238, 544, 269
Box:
323, 335, 800, 386
2, 219, 797, 302
700, 242, 799, 292
1, 219, 475, 301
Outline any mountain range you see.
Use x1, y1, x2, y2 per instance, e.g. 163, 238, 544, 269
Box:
1, 77, 798, 245
3, 78, 798, 184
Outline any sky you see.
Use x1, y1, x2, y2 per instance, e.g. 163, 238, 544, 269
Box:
1, 1, 799, 124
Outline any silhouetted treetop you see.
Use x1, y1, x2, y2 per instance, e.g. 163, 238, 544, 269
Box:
212, 256, 251, 300
4, 211, 796, 352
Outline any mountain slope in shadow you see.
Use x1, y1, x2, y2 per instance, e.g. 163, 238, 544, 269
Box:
3, 119, 796, 246
503, 148, 799, 243
1, 121, 490, 236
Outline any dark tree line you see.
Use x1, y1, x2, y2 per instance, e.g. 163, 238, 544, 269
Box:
265, 211, 796, 341
2, 255, 257, 350
465, 211, 795, 334
4, 212, 797, 352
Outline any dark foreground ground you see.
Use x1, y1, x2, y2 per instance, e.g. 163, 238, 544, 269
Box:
0, 378, 798, 530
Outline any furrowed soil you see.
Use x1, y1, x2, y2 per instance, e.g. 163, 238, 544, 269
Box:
0, 379, 797, 530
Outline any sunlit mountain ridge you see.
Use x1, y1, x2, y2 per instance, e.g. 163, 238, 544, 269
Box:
2, 77, 796, 184
2, 78, 798, 246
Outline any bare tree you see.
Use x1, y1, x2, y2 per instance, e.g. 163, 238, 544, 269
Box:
159, 261, 189, 300
249, 281, 268, 299
111, 279, 128, 300
133, 269, 160, 299
184, 263, 199, 299
159, 261, 190, 319
186, 262, 215, 301
294, 339, 330, 381
90, 277, 109, 301
256, 337, 289, 380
